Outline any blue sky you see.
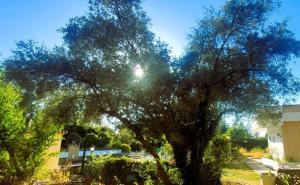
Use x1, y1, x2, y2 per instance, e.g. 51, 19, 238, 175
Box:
0, 0, 299, 102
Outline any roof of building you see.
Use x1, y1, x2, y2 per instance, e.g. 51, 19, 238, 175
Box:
282, 104, 300, 113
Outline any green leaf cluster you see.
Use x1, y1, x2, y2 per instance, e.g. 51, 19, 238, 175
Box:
0, 78, 59, 184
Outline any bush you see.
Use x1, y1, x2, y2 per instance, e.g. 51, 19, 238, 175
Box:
84, 156, 158, 185
65, 132, 82, 145
84, 155, 184, 185
277, 169, 300, 185
239, 147, 266, 158
120, 144, 131, 153
232, 137, 268, 151
130, 141, 142, 152
203, 135, 232, 184
167, 167, 183, 185
249, 148, 264, 158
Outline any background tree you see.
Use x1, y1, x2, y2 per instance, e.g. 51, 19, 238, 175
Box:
80, 133, 99, 174
63, 124, 110, 173
228, 123, 250, 144
63, 124, 110, 149
227, 123, 268, 150
112, 127, 144, 152
4, 0, 300, 184
0, 76, 59, 184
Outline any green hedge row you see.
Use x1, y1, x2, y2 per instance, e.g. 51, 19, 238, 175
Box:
84, 156, 182, 185
232, 137, 268, 150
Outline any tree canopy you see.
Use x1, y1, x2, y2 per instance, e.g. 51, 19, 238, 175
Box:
63, 124, 110, 148
4, 0, 300, 184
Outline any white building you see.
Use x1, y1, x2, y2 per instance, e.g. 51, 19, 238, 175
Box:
260, 105, 300, 161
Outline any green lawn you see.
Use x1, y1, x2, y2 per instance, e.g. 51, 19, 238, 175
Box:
222, 158, 262, 185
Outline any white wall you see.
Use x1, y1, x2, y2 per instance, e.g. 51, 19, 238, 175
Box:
282, 112, 300, 122
267, 126, 284, 161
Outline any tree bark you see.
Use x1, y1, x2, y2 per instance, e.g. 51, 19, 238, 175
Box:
172, 134, 221, 185
172, 144, 206, 185
112, 114, 174, 185
136, 133, 174, 185
80, 146, 87, 174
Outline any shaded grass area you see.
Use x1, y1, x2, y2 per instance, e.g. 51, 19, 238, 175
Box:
221, 157, 262, 185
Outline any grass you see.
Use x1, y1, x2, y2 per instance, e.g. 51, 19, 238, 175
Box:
221, 157, 262, 185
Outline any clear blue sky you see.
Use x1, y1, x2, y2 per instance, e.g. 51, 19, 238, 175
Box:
0, 0, 299, 101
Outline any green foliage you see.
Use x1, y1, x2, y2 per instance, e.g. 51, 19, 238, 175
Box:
119, 143, 131, 153
278, 173, 290, 185
97, 130, 110, 148
65, 132, 82, 145
83, 133, 99, 148
228, 124, 250, 142
63, 125, 110, 148
108, 127, 143, 151
0, 79, 59, 184
256, 106, 282, 127
166, 167, 183, 185
203, 135, 232, 184
4, 0, 300, 184
276, 169, 300, 185
84, 155, 183, 185
236, 138, 268, 151
130, 141, 142, 152
227, 123, 268, 150
250, 147, 264, 153
84, 156, 158, 185
118, 127, 136, 144
113, 128, 143, 152
160, 142, 174, 159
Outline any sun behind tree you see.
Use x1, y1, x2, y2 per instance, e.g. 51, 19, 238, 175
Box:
4, 0, 300, 184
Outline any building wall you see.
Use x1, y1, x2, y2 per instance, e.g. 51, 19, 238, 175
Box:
282, 112, 300, 122
68, 144, 80, 161
262, 105, 300, 162
44, 133, 62, 170
267, 126, 284, 161
282, 121, 300, 161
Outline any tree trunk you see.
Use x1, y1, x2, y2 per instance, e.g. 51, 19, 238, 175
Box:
110, 115, 173, 185
135, 133, 174, 185
172, 139, 221, 185
81, 147, 87, 174
172, 144, 200, 185
171, 97, 222, 185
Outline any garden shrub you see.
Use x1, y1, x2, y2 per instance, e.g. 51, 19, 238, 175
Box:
277, 168, 300, 185
130, 141, 142, 152
232, 137, 268, 151
166, 166, 183, 185
84, 155, 184, 185
84, 156, 158, 185
238, 147, 266, 158
249, 147, 266, 158
203, 135, 232, 184
120, 143, 131, 153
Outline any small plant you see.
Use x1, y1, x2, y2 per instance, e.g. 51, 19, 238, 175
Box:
48, 169, 71, 184
239, 147, 266, 158
279, 174, 290, 185
120, 144, 131, 153
239, 148, 247, 156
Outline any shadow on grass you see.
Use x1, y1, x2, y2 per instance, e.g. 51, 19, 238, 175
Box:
224, 158, 252, 171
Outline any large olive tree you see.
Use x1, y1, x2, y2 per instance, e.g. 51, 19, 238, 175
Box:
4, 0, 300, 184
